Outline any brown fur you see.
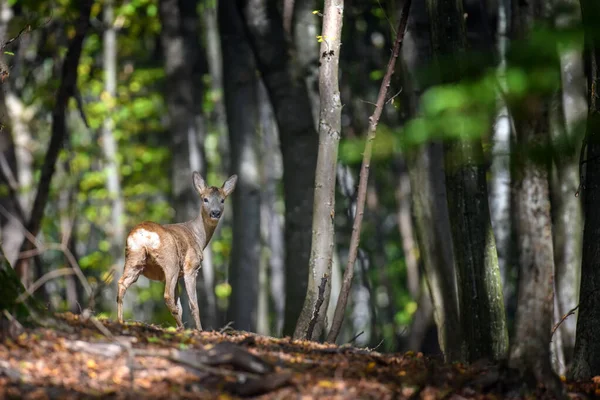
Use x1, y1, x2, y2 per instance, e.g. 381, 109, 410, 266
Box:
116, 172, 237, 330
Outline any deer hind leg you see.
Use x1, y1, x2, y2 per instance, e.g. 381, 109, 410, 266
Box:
164, 269, 184, 329
117, 252, 145, 323
184, 269, 202, 331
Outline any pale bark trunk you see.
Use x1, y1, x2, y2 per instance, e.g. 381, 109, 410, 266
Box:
200, 0, 221, 330
237, 0, 319, 337
509, 1, 561, 392
220, 0, 260, 332
550, 0, 585, 372
294, 0, 343, 341
101, 0, 124, 315
258, 79, 285, 336
490, 0, 515, 316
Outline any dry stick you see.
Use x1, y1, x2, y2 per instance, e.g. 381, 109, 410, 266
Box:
306, 274, 329, 340
15, 268, 75, 303
326, 0, 412, 343
551, 304, 579, 337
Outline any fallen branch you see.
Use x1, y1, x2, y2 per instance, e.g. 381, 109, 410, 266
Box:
326, 0, 413, 343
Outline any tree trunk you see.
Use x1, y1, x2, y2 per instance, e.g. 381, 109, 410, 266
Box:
293, 0, 343, 341
159, 0, 215, 329
425, 0, 508, 362
101, 0, 125, 315
293, 0, 319, 126
570, 0, 600, 381
237, 0, 319, 337
489, 0, 515, 320
401, 0, 462, 361
508, 1, 562, 393
258, 79, 285, 336
220, 0, 261, 332
550, 0, 585, 373
200, 0, 221, 330
14, 0, 93, 287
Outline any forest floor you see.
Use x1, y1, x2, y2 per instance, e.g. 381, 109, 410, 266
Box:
0, 313, 597, 399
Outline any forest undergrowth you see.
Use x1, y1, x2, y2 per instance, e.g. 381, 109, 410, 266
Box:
0, 313, 597, 399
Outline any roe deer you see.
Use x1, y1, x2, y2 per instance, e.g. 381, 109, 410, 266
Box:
117, 172, 237, 330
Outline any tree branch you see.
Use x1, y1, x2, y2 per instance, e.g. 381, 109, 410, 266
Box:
326, 0, 412, 343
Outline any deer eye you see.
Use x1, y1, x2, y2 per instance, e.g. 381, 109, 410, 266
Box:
221, 199, 224, 204
203, 198, 209, 203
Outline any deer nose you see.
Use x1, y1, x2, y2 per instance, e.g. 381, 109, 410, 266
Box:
210, 210, 221, 219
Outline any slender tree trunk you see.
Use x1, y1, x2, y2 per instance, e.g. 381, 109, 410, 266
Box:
101, 0, 125, 315
258, 79, 285, 336
394, 157, 419, 299
294, 0, 343, 341
550, 0, 585, 372
293, 0, 319, 126
327, 0, 412, 344
570, 0, 600, 381
237, 0, 319, 337
490, 0, 515, 319
200, 0, 221, 330
15, 0, 93, 287
401, 0, 462, 361
220, 0, 261, 332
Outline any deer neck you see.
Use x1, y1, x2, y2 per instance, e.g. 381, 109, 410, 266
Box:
187, 213, 218, 249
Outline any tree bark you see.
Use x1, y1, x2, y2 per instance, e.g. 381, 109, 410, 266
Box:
292, 0, 343, 341
293, 0, 319, 126
258, 79, 285, 336
220, 0, 261, 332
101, 0, 125, 315
570, 0, 600, 381
236, 0, 319, 337
14, 0, 93, 287
401, 0, 462, 361
159, 0, 215, 329
550, 0, 585, 373
425, 0, 508, 362
508, 0, 562, 393
327, 0, 412, 344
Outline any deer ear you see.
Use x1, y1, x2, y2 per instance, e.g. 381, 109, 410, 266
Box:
222, 175, 238, 196
192, 171, 207, 193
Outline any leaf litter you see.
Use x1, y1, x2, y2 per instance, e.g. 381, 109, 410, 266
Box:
0, 312, 597, 399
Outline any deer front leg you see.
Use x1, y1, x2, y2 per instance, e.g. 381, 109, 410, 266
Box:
184, 269, 202, 331
164, 269, 184, 329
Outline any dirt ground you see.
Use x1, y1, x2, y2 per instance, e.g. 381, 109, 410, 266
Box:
0, 313, 597, 399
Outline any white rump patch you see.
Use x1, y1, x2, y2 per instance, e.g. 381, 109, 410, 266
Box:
127, 229, 161, 251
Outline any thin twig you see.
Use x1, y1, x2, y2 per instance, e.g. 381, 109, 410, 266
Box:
327, 0, 413, 344
551, 304, 579, 337
16, 268, 75, 303
347, 331, 364, 344
1, 24, 31, 50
